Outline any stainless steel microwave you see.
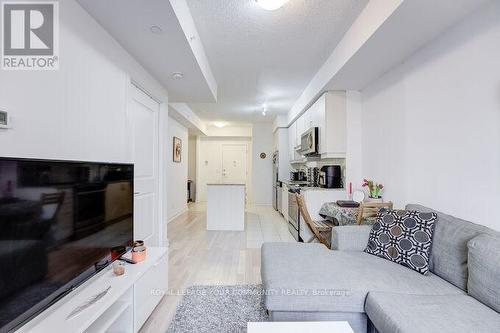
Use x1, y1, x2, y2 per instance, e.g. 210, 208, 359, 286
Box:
300, 127, 319, 155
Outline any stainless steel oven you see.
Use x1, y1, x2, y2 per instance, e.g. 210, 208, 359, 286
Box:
288, 188, 300, 241
300, 127, 319, 155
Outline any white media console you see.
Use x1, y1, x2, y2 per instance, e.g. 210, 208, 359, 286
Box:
16, 247, 168, 333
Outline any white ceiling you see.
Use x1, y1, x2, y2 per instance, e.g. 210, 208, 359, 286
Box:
186, 0, 369, 124
77, 0, 217, 102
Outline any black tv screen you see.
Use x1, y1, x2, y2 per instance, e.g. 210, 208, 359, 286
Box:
0, 158, 134, 332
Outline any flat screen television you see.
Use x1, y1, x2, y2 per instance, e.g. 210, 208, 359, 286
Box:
0, 157, 134, 333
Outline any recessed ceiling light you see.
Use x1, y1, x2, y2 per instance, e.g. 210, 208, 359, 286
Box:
213, 121, 227, 128
255, 0, 289, 11
150, 25, 163, 34
172, 72, 184, 79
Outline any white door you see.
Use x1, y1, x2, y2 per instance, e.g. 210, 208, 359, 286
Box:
222, 144, 247, 184
129, 84, 159, 246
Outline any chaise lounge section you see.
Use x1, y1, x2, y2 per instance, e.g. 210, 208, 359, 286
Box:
261, 204, 500, 333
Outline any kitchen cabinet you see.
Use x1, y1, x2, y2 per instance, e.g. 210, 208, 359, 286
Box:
311, 91, 346, 158
287, 90, 346, 162
295, 113, 305, 146
288, 122, 296, 161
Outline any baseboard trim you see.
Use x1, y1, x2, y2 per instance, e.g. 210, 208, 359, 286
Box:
167, 207, 188, 223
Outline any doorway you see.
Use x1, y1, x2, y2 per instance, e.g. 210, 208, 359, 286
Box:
222, 144, 247, 184
129, 83, 160, 246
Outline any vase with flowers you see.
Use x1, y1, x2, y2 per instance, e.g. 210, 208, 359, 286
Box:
362, 179, 384, 202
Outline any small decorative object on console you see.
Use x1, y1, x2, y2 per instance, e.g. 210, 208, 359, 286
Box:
132, 246, 147, 262
110, 246, 126, 261
112, 261, 125, 276
133, 240, 144, 247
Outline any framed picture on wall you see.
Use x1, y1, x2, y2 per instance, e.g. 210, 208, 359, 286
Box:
173, 136, 182, 163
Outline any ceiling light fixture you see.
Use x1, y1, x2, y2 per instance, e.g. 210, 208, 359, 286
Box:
150, 25, 163, 34
172, 72, 184, 79
213, 121, 227, 128
255, 0, 288, 11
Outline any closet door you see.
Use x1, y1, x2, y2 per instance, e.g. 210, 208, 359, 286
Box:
128, 84, 159, 246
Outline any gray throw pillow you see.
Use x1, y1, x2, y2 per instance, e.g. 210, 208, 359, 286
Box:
365, 209, 437, 275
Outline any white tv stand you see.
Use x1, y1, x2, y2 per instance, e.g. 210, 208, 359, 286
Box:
16, 247, 168, 333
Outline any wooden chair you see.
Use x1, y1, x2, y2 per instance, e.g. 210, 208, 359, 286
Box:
295, 193, 334, 249
356, 201, 394, 225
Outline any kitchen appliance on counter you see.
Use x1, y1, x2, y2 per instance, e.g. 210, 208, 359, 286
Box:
300, 127, 319, 156
307, 167, 320, 187
290, 170, 307, 182
319, 165, 343, 189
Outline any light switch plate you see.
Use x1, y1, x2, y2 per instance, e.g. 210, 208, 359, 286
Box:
0, 110, 11, 129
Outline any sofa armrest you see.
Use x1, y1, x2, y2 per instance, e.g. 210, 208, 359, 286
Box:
331, 225, 372, 251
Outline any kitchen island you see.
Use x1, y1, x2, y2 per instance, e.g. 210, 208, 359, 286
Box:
206, 183, 246, 231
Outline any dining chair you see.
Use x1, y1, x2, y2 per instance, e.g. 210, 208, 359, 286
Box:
356, 201, 394, 225
295, 193, 334, 249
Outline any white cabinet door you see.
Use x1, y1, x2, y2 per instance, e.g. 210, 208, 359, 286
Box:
288, 122, 296, 161
129, 85, 159, 246
322, 91, 347, 157
134, 253, 168, 332
303, 108, 313, 130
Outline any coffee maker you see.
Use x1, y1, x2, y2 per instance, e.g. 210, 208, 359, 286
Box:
319, 165, 343, 188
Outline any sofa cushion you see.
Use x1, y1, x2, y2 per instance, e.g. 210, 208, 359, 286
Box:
366, 292, 500, 333
405, 204, 499, 290
261, 242, 462, 314
365, 209, 437, 275
467, 234, 500, 313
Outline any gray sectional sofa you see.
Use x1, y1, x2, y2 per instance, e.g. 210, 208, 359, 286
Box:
261, 204, 500, 333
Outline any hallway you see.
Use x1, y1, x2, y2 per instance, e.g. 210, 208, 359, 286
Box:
141, 203, 295, 332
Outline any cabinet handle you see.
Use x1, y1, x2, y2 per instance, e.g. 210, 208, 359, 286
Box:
134, 192, 141, 195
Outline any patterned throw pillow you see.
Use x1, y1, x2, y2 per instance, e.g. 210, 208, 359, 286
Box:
365, 209, 438, 275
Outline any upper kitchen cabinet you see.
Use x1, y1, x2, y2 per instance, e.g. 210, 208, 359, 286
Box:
288, 121, 296, 161
313, 91, 347, 158
295, 114, 305, 147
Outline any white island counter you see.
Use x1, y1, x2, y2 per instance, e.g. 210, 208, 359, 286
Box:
207, 183, 246, 231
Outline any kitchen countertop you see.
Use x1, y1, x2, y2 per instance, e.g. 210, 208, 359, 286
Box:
300, 187, 345, 192
281, 180, 346, 192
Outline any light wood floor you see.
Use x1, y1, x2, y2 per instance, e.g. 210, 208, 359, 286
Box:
140, 202, 295, 333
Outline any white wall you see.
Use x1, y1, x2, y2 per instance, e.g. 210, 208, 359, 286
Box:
188, 136, 197, 181
252, 123, 274, 205
360, 1, 500, 230
0, 0, 167, 162
167, 117, 188, 221
345, 91, 363, 191
0, 0, 170, 245
205, 125, 252, 137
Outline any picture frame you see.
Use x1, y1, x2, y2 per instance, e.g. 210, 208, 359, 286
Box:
173, 136, 182, 163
